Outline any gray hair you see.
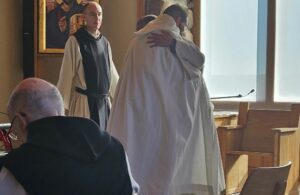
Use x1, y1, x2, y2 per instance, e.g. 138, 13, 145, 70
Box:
163, 4, 188, 24
136, 14, 157, 31
7, 79, 64, 120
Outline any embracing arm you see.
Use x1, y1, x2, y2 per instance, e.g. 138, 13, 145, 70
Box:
174, 39, 205, 70
147, 30, 205, 76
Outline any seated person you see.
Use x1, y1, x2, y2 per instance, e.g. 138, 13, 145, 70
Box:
0, 78, 138, 195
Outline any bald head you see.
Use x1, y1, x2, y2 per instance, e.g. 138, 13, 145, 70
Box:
7, 78, 64, 123
83, 1, 103, 34
83, 1, 100, 12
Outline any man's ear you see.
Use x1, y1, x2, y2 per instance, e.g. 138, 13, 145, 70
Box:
15, 112, 29, 133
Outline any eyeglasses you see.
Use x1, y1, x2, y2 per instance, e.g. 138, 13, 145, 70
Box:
8, 116, 18, 141
0, 112, 18, 151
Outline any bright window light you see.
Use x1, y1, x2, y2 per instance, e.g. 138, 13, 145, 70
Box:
274, 0, 300, 102
201, 0, 266, 101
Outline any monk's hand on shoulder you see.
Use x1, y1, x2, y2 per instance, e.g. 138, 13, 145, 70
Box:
147, 30, 175, 48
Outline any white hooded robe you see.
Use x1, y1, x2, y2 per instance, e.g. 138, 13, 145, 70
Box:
57, 35, 119, 118
108, 14, 225, 195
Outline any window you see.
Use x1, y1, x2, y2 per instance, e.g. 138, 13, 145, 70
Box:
201, 0, 268, 102
274, 0, 300, 102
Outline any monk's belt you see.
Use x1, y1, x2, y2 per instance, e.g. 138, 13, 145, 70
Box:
75, 87, 108, 99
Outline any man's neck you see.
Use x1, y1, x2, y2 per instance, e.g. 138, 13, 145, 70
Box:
86, 28, 100, 38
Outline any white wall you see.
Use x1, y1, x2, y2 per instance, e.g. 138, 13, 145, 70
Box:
0, 1, 23, 122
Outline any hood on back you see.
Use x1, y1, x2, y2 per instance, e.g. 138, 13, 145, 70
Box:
26, 116, 111, 162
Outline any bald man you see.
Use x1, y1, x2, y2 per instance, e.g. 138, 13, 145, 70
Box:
0, 78, 135, 195
57, 1, 119, 130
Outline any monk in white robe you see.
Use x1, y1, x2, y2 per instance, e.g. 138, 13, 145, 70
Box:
108, 4, 225, 195
57, 2, 118, 130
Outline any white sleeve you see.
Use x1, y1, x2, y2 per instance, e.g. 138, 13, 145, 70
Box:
175, 39, 205, 78
0, 167, 28, 195
125, 154, 140, 195
57, 36, 81, 110
107, 41, 119, 99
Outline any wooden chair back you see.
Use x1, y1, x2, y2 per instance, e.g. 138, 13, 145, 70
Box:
240, 161, 292, 195
241, 109, 291, 153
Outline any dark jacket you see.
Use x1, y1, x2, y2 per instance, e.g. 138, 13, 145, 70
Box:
0, 116, 133, 195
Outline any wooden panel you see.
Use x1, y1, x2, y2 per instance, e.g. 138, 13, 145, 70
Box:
36, 55, 62, 85
217, 126, 243, 168
225, 154, 248, 194
217, 103, 300, 195
237, 102, 249, 126
192, 0, 200, 46
227, 151, 273, 169
290, 104, 300, 126
214, 112, 238, 128
277, 131, 299, 194
137, 0, 145, 19
241, 110, 290, 152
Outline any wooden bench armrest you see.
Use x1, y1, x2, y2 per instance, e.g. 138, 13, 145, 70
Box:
272, 127, 298, 133
218, 124, 244, 130
218, 125, 245, 165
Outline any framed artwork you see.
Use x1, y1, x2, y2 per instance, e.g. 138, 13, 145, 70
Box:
137, 0, 162, 19
38, 0, 99, 53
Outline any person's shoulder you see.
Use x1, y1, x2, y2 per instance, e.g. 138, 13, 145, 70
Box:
64, 35, 79, 48
73, 27, 86, 39
101, 132, 126, 153
99, 130, 122, 148
109, 135, 124, 148
100, 35, 109, 43
68, 35, 77, 41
